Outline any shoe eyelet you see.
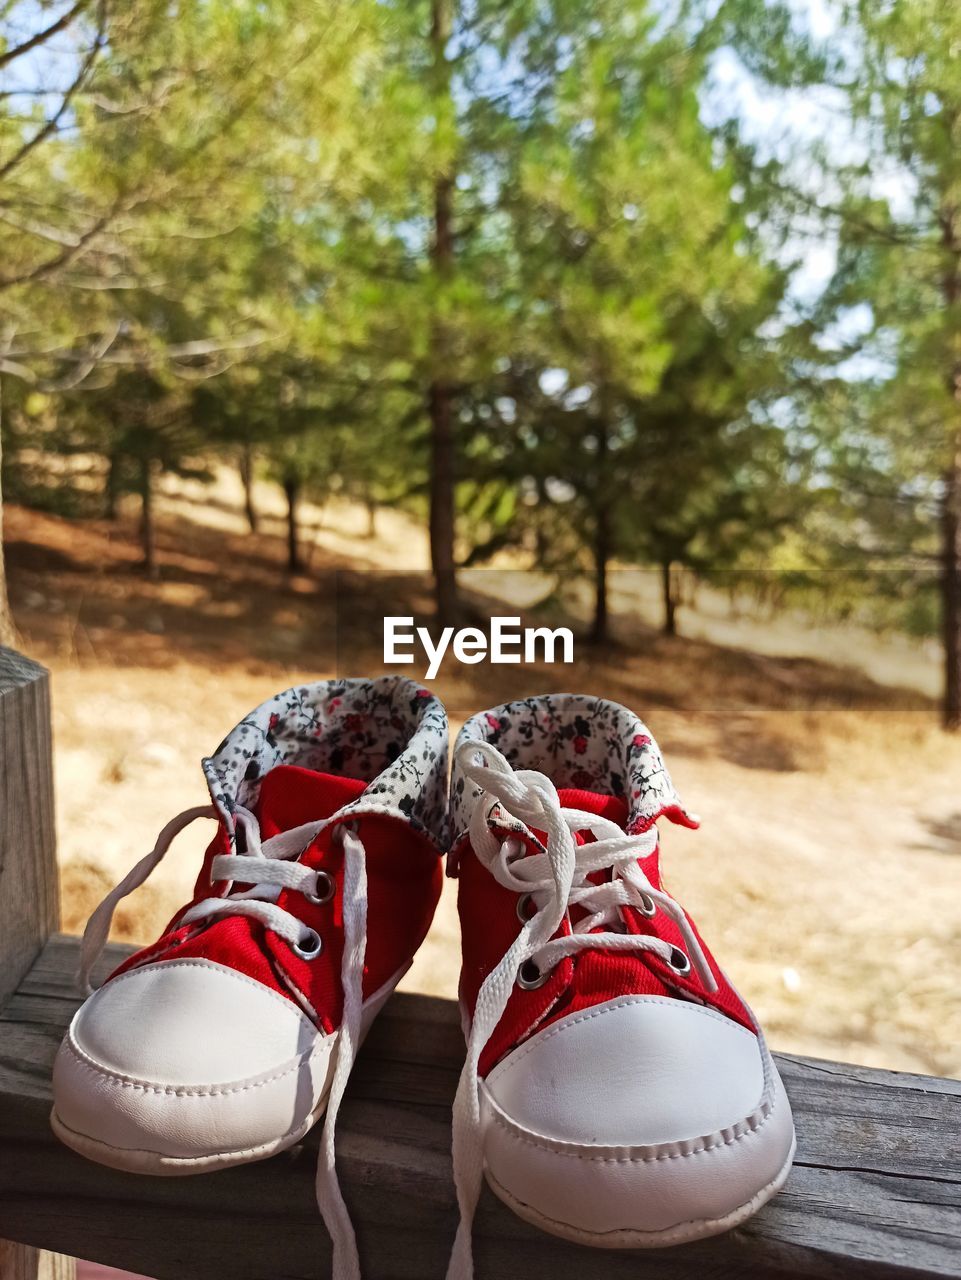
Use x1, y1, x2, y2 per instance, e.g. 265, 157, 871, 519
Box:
638, 892, 656, 918
292, 928, 323, 960
668, 947, 691, 976
304, 869, 335, 906
517, 958, 551, 990
516, 892, 536, 924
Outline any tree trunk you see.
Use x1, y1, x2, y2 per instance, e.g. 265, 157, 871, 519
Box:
283, 475, 302, 574
428, 0, 458, 627
590, 502, 610, 644
139, 456, 158, 581
939, 209, 961, 729
589, 417, 611, 644
661, 558, 677, 637
429, 381, 458, 623
0, 376, 16, 645
239, 443, 258, 533
365, 497, 377, 540
534, 474, 549, 564
105, 450, 120, 521
943, 438, 961, 729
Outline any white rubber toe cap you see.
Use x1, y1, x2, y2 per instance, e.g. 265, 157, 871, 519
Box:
481, 994, 795, 1244
52, 958, 335, 1172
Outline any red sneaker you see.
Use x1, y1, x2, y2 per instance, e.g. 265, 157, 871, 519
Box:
52, 676, 448, 1280
447, 695, 795, 1275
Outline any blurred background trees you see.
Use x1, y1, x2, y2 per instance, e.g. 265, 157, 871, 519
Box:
1, 0, 959, 724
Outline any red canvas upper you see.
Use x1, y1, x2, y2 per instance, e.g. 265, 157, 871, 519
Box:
111, 765, 443, 1033
457, 786, 754, 1077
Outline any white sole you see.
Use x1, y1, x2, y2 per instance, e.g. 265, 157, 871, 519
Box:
484, 1131, 797, 1248
50, 964, 406, 1176
49, 1095, 328, 1175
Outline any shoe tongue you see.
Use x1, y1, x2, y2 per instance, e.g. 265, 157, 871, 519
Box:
552, 787, 655, 897
254, 765, 367, 839
554, 785, 671, 1000
556, 788, 628, 829
522, 788, 629, 852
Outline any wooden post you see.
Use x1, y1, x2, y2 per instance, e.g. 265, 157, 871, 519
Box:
0, 649, 74, 1280
0, 1242, 75, 1280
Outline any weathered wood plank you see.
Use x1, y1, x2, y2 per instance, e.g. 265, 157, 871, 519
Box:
1, 935, 959, 1280
0, 653, 73, 1280
0, 649, 58, 1008
0, 1241, 75, 1280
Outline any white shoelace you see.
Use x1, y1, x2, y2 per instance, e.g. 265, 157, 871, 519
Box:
78, 802, 367, 1280
446, 742, 718, 1280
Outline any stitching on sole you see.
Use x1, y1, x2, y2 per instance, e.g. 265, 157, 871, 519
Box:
484, 1133, 797, 1247
49, 1097, 327, 1172
51, 964, 411, 1171
485, 1084, 780, 1163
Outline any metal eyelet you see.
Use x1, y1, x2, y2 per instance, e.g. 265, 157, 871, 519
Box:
638, 892, 657, 918
517, 958, 550, 990
304, 869, 335, 906
292, 928, 323, 960
669, 947, 691, 976
516, 892, 536, 924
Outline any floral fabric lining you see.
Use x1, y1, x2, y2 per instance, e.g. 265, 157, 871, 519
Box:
450, 694, 694, 842
202, 677, 449, 850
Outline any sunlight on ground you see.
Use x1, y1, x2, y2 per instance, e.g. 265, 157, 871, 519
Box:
6, 476, 961, 1080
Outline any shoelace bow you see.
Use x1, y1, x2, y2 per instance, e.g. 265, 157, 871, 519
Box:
446, 741, 717, 1280
79, 803, 368, 1280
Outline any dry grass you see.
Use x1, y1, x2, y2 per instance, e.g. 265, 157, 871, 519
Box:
5, 473, 961, 1079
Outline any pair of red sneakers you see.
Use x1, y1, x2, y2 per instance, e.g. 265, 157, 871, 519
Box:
52, 679, 795, 1279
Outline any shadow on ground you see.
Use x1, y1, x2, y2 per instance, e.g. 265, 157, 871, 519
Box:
914, 812, 961, 855
5, 500, 937, 751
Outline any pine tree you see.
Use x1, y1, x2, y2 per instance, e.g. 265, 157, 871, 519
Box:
458, 0, 796, 639
727, 0, 961, 727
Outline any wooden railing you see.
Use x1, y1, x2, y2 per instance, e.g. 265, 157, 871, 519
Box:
0, 648, 959, 1279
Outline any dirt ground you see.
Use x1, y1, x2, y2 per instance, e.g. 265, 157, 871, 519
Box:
5, 471, 961, 1078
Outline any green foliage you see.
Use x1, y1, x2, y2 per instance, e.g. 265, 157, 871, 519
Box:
3, 0, 945, 651
710, 0, 961, 656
